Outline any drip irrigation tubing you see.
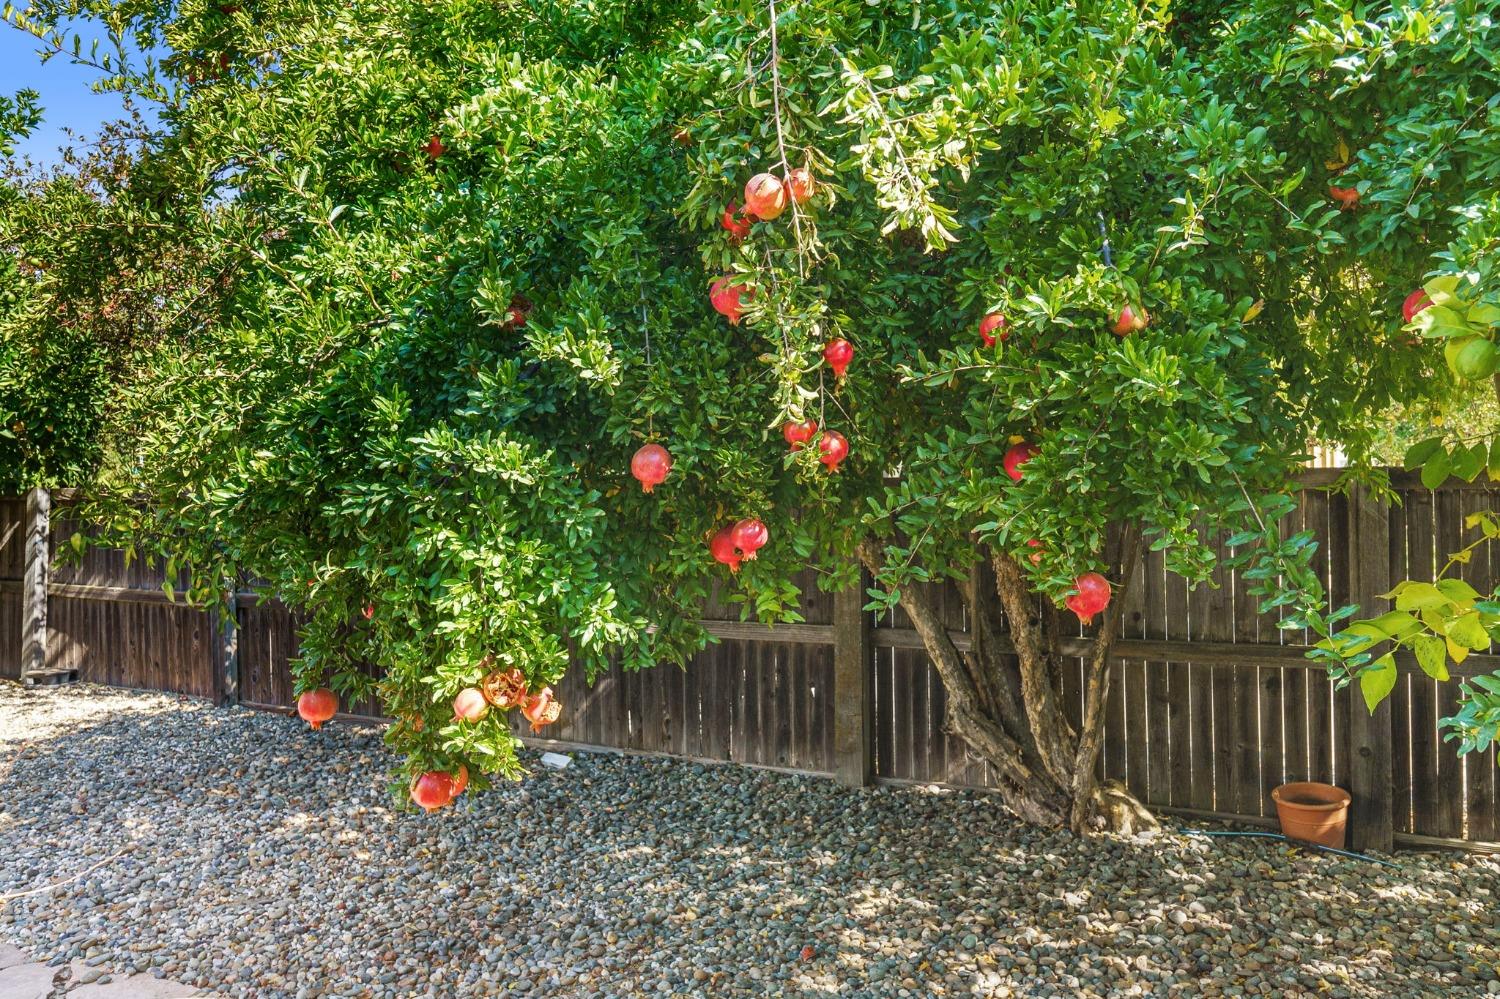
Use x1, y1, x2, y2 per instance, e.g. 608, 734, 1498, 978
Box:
1179, 828, 1403, 870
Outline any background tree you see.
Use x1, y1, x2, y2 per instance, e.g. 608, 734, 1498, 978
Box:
5, 0, 1497, 831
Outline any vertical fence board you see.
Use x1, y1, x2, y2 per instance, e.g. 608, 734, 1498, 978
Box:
1460, 488, 1497, 841
1386, 494, 1414, 835
1432, 489, 1466, 840
1405, 488, 1441, 838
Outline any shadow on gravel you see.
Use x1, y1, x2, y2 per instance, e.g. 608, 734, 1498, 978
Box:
2, 682, 1498, 999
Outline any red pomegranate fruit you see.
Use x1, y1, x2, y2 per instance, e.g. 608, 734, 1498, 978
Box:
423, 135, 445, 160
452, 687, 490, 723
721, 201, 753, 241
710, 527, 743, 573
785, 168, 815, 205
451, 764, 470, 796
710, 277, 748, 325
744, 173, 787, 220
823, 338, 853, 380
818, 430, 849, 473
1112, 305, 1149, 336
481, 667, 528, 708
522, 688, 562, 731
730, 518, 769, 560
1329, 184, 1359, 210
1065, 572, 1112, 625
1402, 289, 1432, 323
296, 688, 338, 731
504, 294, 532, 328
410, 771, 455, 812
1003, 442, 1038, 482
631, 443, 672, 493
979, 312, 1008, 347
783, 419, 817, 450
1026, 539, 1043, 566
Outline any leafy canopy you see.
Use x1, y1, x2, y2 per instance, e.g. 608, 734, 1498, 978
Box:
4, 0, 1497, 793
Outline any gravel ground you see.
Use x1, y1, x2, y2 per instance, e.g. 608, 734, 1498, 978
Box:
1, 683, 1498, 999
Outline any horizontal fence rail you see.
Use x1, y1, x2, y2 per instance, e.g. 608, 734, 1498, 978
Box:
2, 473, 1497, 853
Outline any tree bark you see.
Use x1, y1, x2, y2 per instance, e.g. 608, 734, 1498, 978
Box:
856, 540, 1066, 824
990, 549, 1076, 786
858, 526, 1152, 836
1067, 521, 1143, 833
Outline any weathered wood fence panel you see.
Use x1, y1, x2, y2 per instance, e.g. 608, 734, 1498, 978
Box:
2, 475, 1497, 849
0, 497, 24, 680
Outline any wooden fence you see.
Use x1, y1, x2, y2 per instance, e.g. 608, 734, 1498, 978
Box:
2, 473, 1497, 853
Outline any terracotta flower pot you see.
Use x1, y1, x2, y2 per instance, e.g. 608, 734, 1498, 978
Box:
1272, 781, 1351, 849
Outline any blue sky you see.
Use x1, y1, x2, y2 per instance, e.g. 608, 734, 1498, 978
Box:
0, 22, 136, 165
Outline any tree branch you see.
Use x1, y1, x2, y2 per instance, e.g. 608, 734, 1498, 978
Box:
990, 548, 1077, 786
1068, 519, 1144, 831
857, 539, 1039, 790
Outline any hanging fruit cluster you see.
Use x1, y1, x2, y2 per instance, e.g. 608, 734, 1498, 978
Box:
707, 168, 817, 323
709, 518, 768, 572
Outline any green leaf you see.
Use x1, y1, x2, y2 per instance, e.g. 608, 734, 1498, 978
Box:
1359, 654, 1398, 713
1436, 578, 1480, 605
1451, 444, 1486, 482
1412, 635, 1449, 681
1448, 611, 1491, 651
1402, 437, 1444, 470
1420, 450, 1451, 490
1367, 610, 1423, 640
1393, 582, 1449, 612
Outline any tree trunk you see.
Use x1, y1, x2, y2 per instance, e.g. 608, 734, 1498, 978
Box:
858, 526, 1155, 835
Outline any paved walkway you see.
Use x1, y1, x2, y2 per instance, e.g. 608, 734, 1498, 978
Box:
0, 944, 203, 999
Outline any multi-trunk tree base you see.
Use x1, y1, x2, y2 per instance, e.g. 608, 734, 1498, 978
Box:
859, 525, 1157, 835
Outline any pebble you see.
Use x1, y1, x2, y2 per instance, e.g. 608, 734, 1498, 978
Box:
1, 683, 1497, 999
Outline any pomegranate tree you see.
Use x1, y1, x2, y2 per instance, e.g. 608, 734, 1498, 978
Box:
69, 0, 1495, 837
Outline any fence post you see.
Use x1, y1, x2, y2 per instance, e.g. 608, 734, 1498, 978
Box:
1346, 484, 1394, 853
20, 486, 50, 683
215, 587, 240, 706
833, 568, 873, 786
